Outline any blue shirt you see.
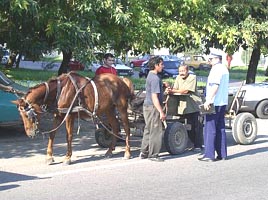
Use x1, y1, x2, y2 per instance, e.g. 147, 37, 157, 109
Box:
206, 63, 229, 106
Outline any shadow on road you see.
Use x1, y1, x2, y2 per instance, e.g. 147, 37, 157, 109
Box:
0, 118, 142, 161
0, 171, 49, 191
1, 116, 268, 163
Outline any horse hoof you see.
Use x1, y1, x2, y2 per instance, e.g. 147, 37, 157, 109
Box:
45, 157, 54, 165
105, 152, 113, 158
63, 159, 71, 165
124, 153, 131, 160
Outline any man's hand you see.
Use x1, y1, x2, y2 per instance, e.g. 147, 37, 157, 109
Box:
160, 111, 166, 121
204, 101, 211, 110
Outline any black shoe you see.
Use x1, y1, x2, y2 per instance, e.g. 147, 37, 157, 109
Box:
198, 156, 215, 162
193, 147, 202, 153
216, 156, 226, 161
148, 157, 164, 162
139, 152, 148, 159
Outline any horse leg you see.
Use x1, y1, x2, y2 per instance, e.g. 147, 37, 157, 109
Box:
63, 115, 75, 165
104, 111, 120, 158
117, 107, 131, 159
46, 115, 61, 165
46, 131, 56, 165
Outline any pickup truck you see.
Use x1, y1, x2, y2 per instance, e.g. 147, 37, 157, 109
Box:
184, 55, 211, 70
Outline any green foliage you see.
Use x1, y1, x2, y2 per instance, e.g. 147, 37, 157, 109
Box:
1, 0, 268, 83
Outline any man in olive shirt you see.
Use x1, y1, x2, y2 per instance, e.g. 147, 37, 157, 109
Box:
167, 64, 203, 151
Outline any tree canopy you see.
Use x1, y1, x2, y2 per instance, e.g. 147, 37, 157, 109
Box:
0, 0, 268, 82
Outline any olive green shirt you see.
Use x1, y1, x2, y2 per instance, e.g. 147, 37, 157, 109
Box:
173, 74, 202, 114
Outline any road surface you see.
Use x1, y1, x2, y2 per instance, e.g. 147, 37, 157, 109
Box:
1, 118, 268, 199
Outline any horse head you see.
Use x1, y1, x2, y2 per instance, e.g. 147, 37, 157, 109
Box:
12, 98, 43, 138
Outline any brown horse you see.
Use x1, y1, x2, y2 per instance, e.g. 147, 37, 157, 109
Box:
12, 72, 135, 165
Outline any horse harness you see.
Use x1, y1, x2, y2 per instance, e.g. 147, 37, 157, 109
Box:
56, 74, 99, 116
19, 73, 100, 135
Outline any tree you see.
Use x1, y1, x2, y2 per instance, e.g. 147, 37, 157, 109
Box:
1, 0, 267, 83
0, 0, 46, 67
205, 0, 268, 83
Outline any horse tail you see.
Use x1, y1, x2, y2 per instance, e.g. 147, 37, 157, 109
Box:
122, 77, 135, 100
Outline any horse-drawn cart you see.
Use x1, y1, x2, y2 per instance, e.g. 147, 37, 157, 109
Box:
225, 81, 258, 145
12, 71, 258, 164
94, 91, 197, 155
95, 81, 258, 155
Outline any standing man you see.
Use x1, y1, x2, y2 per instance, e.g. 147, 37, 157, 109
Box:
198, 49, 229, 162
140, 56, 166, 162
95, 53, 117, 75
167, 64, 203, 152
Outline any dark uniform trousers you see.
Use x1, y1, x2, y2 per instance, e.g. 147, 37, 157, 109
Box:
203, 105, 227, 159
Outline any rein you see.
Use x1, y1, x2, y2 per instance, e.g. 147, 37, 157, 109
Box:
40, 74, 99, 135
94, 115, 142, 142
41, 80, 90, 135
21, 73, 141, 142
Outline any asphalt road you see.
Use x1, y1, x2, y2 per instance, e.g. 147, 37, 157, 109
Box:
1, 118, 268, 200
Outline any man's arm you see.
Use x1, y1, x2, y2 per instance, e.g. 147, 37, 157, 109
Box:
204, 84, 219, 110
151, 93, 166, 121
0, 84, 12, 92
168, 76, 196, 94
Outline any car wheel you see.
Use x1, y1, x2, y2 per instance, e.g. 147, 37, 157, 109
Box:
1, 57, 8, 64
198, 64, 204, 70
189, 66, 195, 71
232, 112, 257, 145
255, 100, 268, 119
145, 70, 149, 77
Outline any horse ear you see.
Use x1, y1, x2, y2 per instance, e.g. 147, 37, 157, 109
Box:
11, 99, 24, 105
11, 100, 19, 105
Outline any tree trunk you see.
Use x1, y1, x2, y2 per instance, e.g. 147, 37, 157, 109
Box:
15, 54, 22, 68
58, 50, 72, 76
246, 45, 260, 84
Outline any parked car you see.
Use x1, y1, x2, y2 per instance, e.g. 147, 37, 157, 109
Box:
139, 59, 184, 78
184, 55, 211, 70
114, 58, 134, 76
229, 82, 268, 119
129, 54, 152, 68
0, 71, 28, 126
161, 55, 180, 61
68, 59, 85, 71
1, 49, 9, 64
92, 58, 134, 77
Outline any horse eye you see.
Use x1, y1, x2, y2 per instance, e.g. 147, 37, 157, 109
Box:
24, 103, 30, 110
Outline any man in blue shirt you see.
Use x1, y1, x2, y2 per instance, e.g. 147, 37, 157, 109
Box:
198, 49, 229, 162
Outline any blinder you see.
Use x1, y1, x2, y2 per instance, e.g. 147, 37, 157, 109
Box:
18, 100, 40, 136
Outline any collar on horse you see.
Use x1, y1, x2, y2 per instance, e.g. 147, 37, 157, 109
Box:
56, 73, 99, 116
41, 73, 99, 134
20, 73, 100, 135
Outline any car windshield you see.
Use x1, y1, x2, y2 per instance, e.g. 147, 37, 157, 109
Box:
115, 58, 124, 65
164, 61, 180, 69
194, 56, 206, 61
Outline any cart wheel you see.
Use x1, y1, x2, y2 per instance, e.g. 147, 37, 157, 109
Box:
255, 100, 268, 119
95, 128, 114, 148
164, 122, 188, 155
232, 112, 257, 145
